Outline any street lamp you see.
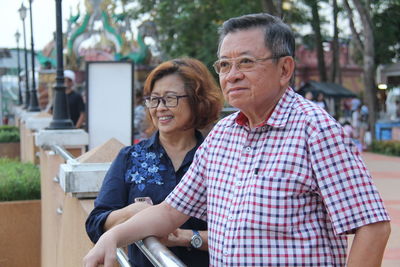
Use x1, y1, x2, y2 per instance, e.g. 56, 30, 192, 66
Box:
27, 0, 40, 112
15, 30, 23, 105
47, 0, 74, 129
18, 3, 30, 110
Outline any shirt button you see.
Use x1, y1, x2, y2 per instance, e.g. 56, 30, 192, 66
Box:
236, 181, 242, 186
223, 251, 229, 256
228, 215, 234, 220
262, 126, 266, 131
245, 147, 251, 152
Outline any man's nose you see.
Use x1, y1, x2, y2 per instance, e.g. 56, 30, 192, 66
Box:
225, 63, 244, 82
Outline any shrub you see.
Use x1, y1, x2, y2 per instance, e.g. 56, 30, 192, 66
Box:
0, 158, 40, 201
0, 126, 20, 143
370, 140, 400, 156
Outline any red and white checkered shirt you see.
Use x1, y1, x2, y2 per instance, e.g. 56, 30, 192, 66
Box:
166, 87, 389, 266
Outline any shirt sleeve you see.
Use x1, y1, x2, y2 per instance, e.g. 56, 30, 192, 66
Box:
78, 93, 85, 113
165, 134, 211, 222
309, 122, 390, 235
85, 147, 130, 243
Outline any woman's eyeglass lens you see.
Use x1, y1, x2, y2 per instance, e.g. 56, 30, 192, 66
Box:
144, 95, 189, 108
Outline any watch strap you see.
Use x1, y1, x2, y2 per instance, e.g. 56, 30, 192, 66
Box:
192, 230, 200, 236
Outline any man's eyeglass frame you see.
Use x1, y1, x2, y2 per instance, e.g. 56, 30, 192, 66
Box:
213, 55, 286, 75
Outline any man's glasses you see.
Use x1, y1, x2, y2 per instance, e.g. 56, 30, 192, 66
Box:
213, 55, 283, 75
144, 95, 189, 109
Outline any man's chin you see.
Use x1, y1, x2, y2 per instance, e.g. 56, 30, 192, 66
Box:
227, 100, 245, 110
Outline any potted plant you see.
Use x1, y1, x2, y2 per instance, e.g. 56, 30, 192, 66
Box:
0, 158, 41, 267
0, 125, 20, 159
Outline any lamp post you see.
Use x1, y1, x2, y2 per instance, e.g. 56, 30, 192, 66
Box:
15, 30, 23, 105
47, 0, 74, 129
27, 0, 40, 112
18, 3, 30, 110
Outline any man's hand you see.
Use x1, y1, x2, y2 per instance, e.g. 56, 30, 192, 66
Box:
83, 232, 117, 267
158, 228, 191, 247
104, 201, 152, 231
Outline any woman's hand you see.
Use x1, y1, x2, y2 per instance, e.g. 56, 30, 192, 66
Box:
83, 231, 118, 267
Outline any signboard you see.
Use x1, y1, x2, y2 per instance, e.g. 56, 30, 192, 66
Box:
86, 61, 134, 149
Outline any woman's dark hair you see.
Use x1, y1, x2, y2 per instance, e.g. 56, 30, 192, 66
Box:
143, 57, 223, 130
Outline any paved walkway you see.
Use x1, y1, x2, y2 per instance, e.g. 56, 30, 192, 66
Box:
360, 152, 400, 267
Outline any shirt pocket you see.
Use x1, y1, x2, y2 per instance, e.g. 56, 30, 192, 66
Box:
241, 174, 314, 235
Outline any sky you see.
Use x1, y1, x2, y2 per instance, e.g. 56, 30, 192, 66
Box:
0, 0, 83, 49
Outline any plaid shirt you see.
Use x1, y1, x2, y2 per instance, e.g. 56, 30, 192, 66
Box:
166, 87, 389, 266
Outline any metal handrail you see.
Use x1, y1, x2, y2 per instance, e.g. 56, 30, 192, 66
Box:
135, 237, 186, 267
116, 248, 131, 267
50, 145, 187, 267
51, 144, 78, 164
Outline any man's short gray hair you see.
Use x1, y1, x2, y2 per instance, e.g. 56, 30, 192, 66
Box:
217, 13, 295, 59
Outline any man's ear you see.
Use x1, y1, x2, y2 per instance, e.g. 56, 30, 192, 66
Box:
279, 56, 295, 87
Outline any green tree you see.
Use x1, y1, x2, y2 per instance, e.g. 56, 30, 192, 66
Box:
330, 0, 341, 84
303, 0, 328, 82
129, 0, 262, 69
344, 0, 400, 139
373, 1, 400, 65
128, 0, 307, 71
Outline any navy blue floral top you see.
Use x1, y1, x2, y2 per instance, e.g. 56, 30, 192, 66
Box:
85, 131, 208, 267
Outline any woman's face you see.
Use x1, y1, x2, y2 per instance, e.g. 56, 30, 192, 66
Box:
148, 74, 192, 135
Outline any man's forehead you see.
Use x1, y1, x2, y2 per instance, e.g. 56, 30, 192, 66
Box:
219, 29, 268, 57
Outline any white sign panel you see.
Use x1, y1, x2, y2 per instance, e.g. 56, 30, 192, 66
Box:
86, 62, 134, 149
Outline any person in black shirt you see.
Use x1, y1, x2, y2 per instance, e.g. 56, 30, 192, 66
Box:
64, 69, 85, 128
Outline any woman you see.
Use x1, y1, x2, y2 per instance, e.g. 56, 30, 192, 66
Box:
85, 57, 223, 267
315, 92, 328, 111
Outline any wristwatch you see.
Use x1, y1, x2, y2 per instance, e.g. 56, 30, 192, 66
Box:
190, 230, 203, 249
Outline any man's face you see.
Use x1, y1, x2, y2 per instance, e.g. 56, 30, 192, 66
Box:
218, 27, 288, 117
64, 78, 73, 89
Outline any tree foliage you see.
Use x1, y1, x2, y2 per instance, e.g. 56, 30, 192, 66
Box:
128, 0, 307, 70
303, 0, 328, 82
373, 1, 400, 65
129, 0, 262, 69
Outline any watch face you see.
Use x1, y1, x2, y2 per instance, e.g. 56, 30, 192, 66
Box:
191, 235, 202, 248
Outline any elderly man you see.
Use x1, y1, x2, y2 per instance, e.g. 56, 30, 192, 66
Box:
84, 13, 390, 267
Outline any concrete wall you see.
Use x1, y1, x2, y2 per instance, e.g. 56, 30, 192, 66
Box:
0, 142, 20, 159
20, 122, 38, 164
0, 200, 41, 267
39, 148, 94, 267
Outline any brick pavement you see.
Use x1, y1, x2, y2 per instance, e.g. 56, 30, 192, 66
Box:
360, 152, 400, 267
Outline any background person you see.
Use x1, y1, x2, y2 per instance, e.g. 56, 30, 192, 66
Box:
315, 92, 328, 111
304, 91, 314, 101
84, 13, 390, 267
133, 89, 148, 143
85, 57, 223, 267
63, 69, 85, 128
359, 103, 369, 150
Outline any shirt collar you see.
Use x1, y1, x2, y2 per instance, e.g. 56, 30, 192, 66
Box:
232, 87, 296, 129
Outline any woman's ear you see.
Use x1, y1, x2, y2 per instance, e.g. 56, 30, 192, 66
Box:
279, 56, 295, 87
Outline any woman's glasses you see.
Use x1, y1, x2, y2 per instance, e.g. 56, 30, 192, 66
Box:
144, 95, 189, 108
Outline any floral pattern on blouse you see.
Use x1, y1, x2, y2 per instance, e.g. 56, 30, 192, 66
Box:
125, 144, 167, 191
